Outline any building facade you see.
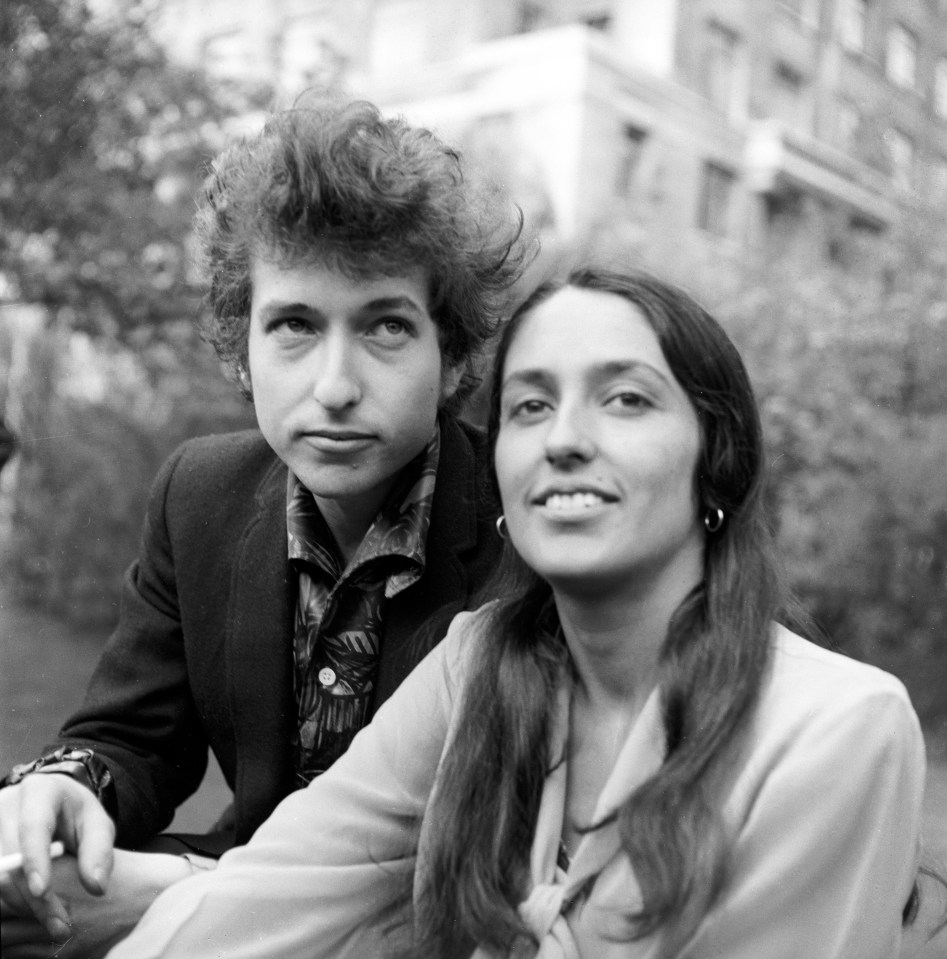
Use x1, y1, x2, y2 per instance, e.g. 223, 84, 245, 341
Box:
156, 0, 947, 270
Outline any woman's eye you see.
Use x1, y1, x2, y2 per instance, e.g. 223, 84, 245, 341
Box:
607, 391, 650, 411
509, 398, 549, 419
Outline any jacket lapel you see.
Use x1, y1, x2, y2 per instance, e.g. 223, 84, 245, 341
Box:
227, 457, 296, 841
374, 416, 486, 704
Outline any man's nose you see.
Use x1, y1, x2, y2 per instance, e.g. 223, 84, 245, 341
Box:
311, 332, 362, 411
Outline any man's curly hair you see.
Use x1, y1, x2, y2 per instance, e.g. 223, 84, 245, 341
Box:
195, 91, 527, 409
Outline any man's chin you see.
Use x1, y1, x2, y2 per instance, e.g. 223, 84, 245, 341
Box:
295, 469, 395, 511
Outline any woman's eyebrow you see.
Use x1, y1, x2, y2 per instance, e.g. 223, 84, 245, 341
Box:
591, 359, 673, 387
501, 368, 555, 392
503, 361, 672, 390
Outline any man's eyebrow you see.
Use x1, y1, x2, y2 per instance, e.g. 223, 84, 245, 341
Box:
256, 296, 427, 320
256, 301, 319, 320
360, 296, 427, 315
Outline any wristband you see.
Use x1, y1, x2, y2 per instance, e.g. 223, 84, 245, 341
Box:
2, 747, 114, 807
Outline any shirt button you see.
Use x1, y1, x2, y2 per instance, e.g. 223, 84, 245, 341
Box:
318, 667, 337, 687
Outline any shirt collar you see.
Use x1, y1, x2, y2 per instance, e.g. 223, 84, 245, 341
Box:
286, 424, 441, 598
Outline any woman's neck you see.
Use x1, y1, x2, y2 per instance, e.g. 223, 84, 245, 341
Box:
556, 594, 664, 712
553, 561, 699, 711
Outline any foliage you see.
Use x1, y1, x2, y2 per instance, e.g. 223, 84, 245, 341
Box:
1, 323, 256, 625
0, 0, 268, 336
706, 211, 947, 737
0, 0, 265, 623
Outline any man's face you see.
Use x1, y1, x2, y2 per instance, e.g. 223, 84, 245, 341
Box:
248, 256, 461, 540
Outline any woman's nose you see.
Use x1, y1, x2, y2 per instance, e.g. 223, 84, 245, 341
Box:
544, 405, 596, 465
311, 334, 362, 411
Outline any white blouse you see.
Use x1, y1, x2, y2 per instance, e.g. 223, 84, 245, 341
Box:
107, 609, 925, 959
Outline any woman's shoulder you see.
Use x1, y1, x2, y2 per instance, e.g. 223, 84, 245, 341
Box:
769, 624, 912, 703
719, 624, 925, 838
758, 624, 921, 746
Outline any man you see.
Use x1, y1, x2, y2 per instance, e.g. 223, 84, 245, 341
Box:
0, 92, 524, 955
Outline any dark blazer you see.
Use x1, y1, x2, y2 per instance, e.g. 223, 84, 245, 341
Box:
54, 415, 500, 854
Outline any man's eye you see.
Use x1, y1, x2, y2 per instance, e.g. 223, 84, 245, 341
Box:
273, 317, 311, 335
377, 318, 410, 337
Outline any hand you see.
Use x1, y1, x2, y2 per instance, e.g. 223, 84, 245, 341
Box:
0, 849, 194, 959
0, 774, 115, 936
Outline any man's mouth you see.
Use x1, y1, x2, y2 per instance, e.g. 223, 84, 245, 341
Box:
308, 430, 374, 441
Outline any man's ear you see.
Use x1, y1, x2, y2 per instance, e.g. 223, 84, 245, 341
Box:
439, 361, 465, 405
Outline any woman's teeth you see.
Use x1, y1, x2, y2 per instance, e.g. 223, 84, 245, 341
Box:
545, 492, 604, 511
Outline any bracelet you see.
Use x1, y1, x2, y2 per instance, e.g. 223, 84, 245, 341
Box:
3, 747, 114, 806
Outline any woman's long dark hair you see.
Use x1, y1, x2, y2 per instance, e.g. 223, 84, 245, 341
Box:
415, 268, 791, 957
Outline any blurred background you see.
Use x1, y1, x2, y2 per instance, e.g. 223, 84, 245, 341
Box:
1, 0, 946, 841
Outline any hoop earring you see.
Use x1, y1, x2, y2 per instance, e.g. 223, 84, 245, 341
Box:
704, 507, 725, 534
495, 515, 509, 540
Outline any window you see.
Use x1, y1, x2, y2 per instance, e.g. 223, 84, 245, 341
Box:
886, 23, 918, 89
615, 125, 647, 197
935, 57, 947, 117
583, 14, 612, 31
771, 62, 807, 129
701, 21, 740, 111
469, 112, 516, 173
515, 1, 544, 33
840, 0, 868, 51
837, 98, 861, 150
697, 162, 736, 236
887, 128, 915, 188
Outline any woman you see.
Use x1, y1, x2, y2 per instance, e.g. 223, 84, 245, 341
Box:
107, 269, 925, 959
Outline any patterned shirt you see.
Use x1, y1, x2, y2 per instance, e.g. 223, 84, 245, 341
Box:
287, 427, 440, 786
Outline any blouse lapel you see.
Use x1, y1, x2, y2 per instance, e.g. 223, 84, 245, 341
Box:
517, 682, 666, 955
565, 686, 665, 898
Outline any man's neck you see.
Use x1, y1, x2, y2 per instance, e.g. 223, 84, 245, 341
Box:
314, 488, 392, 565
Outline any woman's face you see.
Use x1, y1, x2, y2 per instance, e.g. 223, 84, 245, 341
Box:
495, 286, 705, 599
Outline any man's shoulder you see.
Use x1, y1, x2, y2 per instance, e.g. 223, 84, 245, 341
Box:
171, 430, 278, 479
160, 429, 283, 505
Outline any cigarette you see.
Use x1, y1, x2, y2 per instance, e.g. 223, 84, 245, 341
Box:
0, 841, 66, 875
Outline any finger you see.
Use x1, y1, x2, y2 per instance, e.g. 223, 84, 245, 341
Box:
2, 883, 73, 943
0, 866, 49, 926
16, 790, 59, 900
29, 888, 73, 942
72, 804, 114, 896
